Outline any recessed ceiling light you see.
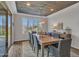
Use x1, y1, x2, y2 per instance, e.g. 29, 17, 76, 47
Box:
50, 9, 54, 11
26, 2, 31, 6
39, 7, 43, 10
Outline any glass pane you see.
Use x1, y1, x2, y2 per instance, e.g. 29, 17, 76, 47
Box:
0, 15, 6, 56
22, 17, 40, 33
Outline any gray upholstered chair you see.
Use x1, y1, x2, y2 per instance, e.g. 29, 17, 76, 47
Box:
33, 34, 40, 56
48, 38, 72, 57
29, 32, 37, 51
33, 34, 49, 57
28, 32, 35, 51
52, 32, 59, 38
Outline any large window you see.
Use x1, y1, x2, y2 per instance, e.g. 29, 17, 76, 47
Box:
22, 17, 40, 33
0, 15, 6, 56
0, 15, 6, 36
0, 2, 12, 56
0, 14, 12, 56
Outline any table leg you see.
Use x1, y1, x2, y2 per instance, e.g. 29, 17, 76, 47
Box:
41, 45, 44, 57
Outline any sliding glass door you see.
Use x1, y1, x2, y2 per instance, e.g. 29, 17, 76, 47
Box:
0, 2, 12, 56
0, 15, 6, 56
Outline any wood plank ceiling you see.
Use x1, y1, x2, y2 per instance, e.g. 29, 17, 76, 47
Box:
0, 2, 11, 14
16, 1, 78, 16
0, 3, 6, 14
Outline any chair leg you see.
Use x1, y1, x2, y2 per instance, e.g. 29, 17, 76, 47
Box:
33, 46, 35, 52
31, 43, 33, 51
47, 48, 49, 57
32, 46, 34, 51
31, 42, 34, 51
36, 48, 39, 57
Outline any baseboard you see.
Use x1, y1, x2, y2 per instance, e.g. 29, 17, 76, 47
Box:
8, 40, 30, 51
14, 40, 30, 44
71, 47, 79, 50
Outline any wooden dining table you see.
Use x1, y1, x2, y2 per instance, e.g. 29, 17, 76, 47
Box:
38, 34, 59, 57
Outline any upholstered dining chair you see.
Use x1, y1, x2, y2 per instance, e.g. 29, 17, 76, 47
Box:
32, 34, 40, 56
48, 38, 72, 57
28, 32, 34, 51
33, 34, 49, 57
51, 32, 60, 38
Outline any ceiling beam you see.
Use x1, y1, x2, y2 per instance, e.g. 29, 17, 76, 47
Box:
16, 13, 47, 18
5, 1, 17, 14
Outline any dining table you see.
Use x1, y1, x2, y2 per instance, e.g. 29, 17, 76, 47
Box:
38, 34, 59, 57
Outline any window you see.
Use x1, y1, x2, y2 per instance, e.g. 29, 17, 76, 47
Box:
22, 17, 40, 33
0, 15, 6, 36
0, 15, 6, 56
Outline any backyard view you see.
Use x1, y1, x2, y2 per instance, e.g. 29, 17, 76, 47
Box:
0, 16, 6, 36
0, 15, 6, 56
0, 15, 10, 56
0, 15, 10, 36
0, 28, 6, 36
22, 17, 40, 33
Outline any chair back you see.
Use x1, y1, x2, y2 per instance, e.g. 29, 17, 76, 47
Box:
33, 34, 39, 48
52, 33, 59, 38
58, 38, 72, 57
29, 33, 34, 45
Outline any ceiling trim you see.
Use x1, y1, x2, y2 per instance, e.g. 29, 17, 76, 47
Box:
16, 13, 47, 18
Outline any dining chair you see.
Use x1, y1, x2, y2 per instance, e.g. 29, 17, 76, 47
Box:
48, 38, 72, 57
28, 31, 37, 51
50, 32, 60, 50
28, 32, 34, 51
32, 34, 40, 56
51, 32, 60, 38
33, 34, 49, 57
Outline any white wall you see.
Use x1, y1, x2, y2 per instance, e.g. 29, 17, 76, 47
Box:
13, 14, 46, 41
47, 2, 79, 49
14, 14, 27, 41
